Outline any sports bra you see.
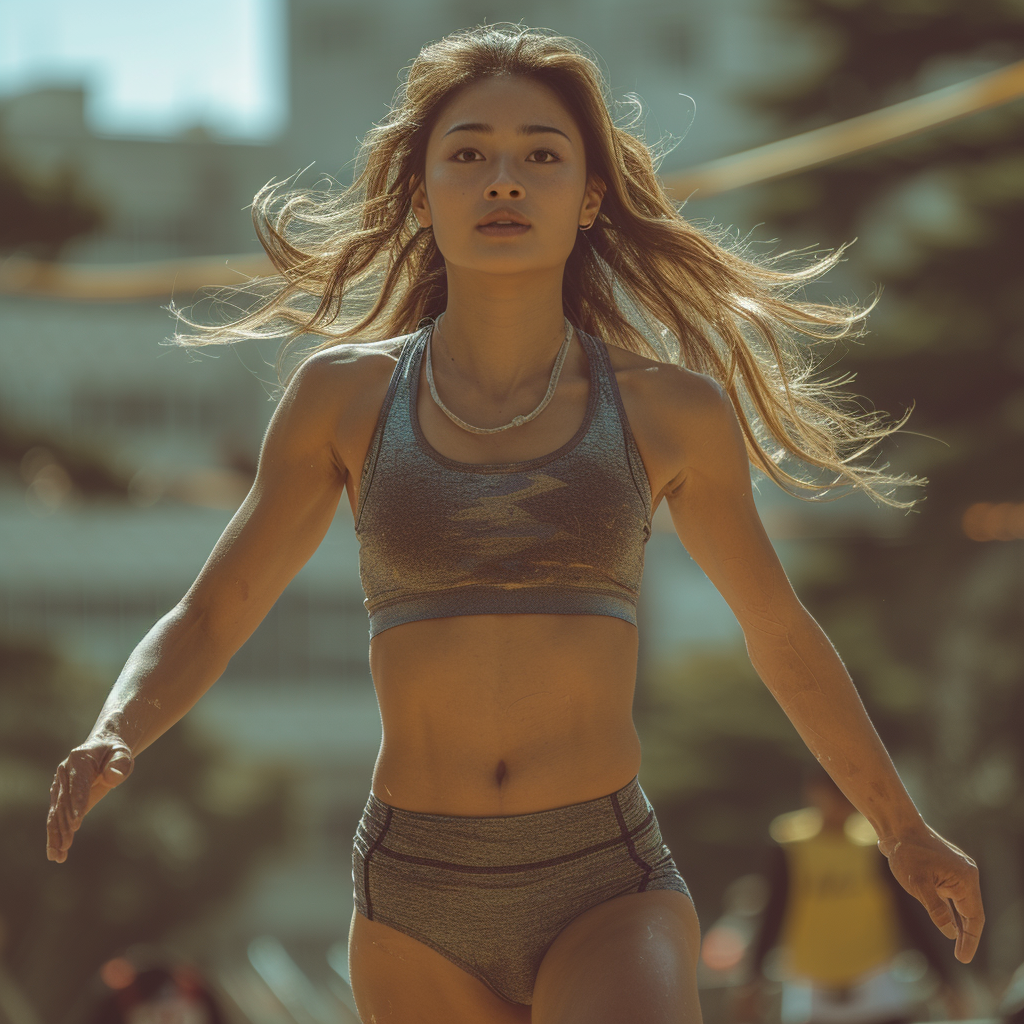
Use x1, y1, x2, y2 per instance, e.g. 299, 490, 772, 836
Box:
354, 323, 653, 638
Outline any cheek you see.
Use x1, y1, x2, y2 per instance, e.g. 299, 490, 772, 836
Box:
427, 163, 468, 203
544, 170, 589, 212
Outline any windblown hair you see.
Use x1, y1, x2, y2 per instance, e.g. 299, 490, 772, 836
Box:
171, 23, 922, 506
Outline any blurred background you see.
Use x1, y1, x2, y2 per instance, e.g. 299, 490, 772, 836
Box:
0, 1, 1022, 1022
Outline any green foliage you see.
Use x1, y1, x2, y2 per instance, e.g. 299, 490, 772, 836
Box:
637, 647, 811, 923
0, 147, 104, 260
0, 636, 293, 1023
744, 0, 1024, 126
0, 414, 132, 500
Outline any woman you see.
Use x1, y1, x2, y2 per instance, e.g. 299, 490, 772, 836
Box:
46, 25, 983, 1024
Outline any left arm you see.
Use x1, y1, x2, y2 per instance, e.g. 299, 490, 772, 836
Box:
658, 372, 984, 963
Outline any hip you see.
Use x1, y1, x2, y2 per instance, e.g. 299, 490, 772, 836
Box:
351, 773, 691, 1006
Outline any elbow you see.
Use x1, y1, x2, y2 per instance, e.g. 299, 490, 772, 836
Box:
167, 595, 237, 667
739, 596, 814, 650
740, 604, 829, 690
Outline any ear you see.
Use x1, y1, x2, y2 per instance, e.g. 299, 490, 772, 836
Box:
580, 173, 606, 228
409, 175, 432, 229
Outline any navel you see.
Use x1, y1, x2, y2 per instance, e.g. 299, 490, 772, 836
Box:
494, 760, 507, 786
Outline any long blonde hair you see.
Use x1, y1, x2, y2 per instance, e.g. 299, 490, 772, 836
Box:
171, 23, 921, 506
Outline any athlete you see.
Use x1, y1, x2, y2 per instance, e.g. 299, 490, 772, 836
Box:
46, 25, 984, 1024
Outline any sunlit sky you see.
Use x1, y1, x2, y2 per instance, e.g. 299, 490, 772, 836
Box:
0, 0, 287, 140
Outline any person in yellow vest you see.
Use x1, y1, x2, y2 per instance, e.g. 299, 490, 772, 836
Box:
734, 767, 967, 1024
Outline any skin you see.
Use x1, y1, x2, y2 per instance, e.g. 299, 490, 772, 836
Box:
46, 74, 983, 1023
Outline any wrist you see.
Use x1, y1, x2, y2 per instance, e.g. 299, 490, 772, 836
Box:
874, 815, 933, 857
860, 788, 926, 845
90, 713, 136, 751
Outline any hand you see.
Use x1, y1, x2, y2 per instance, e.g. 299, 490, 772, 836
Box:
46, 734, 134, 863
877, 823, 984, 964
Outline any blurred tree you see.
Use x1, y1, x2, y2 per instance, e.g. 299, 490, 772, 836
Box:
739, 0, 1024, 979
0, 134, 123, 498
637, 646, 813, 926
0, 635, 293, 1023
0, 144, 104, 260
0, 415, 132, 502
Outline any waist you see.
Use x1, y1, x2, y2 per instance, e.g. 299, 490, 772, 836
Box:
357, 774, 654, 859
368, 613, 643, 815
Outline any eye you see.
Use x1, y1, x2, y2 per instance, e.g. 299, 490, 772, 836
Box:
449, 148, 562, 163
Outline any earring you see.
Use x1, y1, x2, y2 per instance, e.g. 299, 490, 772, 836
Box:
579, 220, 595, 231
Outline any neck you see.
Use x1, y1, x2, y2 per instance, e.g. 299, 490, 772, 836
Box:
433, 266, 570, 402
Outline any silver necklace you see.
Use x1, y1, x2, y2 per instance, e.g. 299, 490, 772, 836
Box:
425, 312, 574, 435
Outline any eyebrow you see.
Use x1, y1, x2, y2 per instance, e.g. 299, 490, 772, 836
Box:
442, 122, 573, 143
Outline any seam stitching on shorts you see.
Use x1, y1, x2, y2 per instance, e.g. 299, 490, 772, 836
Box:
363, 807, 394, 920
610, 791, 653, 891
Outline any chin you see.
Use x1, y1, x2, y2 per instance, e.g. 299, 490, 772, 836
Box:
443, 243, 576, 277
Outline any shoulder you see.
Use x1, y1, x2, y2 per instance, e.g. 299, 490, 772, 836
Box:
264, 333, 416, 477
604, 341, 732, 424
603, 340, 744, 497
291, 335, 410, 396
283, 333, 413, 426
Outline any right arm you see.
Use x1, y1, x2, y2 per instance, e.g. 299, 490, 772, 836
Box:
46, 349, 354, 862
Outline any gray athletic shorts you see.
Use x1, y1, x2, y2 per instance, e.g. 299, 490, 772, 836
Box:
352, 774, 692, 1006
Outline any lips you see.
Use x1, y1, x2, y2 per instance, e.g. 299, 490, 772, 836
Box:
477, 222, 531, 236
477, 209, 531, 227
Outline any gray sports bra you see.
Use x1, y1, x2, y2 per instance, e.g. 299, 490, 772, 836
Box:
355, 323, 652, 638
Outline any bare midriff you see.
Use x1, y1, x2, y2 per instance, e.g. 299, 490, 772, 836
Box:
367, 611, 643, 817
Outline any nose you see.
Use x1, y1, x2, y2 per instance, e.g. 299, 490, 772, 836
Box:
485, 156, 523, 200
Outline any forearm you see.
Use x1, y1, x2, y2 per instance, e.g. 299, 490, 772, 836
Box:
743, 605, 925, 842
92, 602, 233, 757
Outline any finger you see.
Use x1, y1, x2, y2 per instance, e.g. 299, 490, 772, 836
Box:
102, 748, 134, 786
946, 899, 969, 963
947, 896, 984, 964
948, 898, 964, 938
921, 895, 958, 940
65, 760, 92, 829
938, 873, 985, 964
55, 764, 77, 840
954, 922, 982, 963
47, 769, 71, 861
53, 753, 95, 854
46, 792, 64, 861
905, 869, 957, 939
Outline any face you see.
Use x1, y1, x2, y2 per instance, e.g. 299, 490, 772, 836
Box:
410, 74, 605, 277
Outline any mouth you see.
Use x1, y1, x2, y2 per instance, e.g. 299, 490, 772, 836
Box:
477, 221, 531, 237
476, 209, 531, 236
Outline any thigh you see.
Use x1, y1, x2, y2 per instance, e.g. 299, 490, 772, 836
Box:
347, 908, 532, 1024
532, 889, 703, 1024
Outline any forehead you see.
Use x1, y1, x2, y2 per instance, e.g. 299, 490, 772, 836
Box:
431, 75, 580, 140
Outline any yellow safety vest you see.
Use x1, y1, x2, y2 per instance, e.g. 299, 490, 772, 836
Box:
772, 808, 900, 987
